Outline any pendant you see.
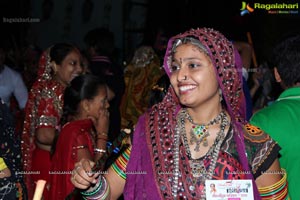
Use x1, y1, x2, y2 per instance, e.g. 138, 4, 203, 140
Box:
192, 125, 207, 136
191, 162, 206, 178
190, 125, 209, 150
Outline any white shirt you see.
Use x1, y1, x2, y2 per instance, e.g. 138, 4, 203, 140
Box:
0, 65, 28, 109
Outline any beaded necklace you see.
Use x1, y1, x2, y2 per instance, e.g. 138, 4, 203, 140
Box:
172, 109, 228, 199
185, 109, 224, 151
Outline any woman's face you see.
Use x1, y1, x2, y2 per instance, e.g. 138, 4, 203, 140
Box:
170, 43, 220, 108
88, 86, 110, 119
55, 50, 82, 86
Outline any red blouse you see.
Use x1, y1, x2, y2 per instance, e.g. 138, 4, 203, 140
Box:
21, 78, 65, 199
49, 119, 95, 200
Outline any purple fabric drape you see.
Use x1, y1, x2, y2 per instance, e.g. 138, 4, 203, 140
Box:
124, 115, 161, 199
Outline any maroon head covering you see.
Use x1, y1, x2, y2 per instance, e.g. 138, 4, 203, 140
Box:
37, 47, 53, 80
163, 27, 259, 198
164, 27, 246, 122
125, 28, 260, 199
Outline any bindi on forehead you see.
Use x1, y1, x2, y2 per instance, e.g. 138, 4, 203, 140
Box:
191, 46, 201, 52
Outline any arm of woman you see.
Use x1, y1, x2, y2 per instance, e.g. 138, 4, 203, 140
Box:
71, 158, 125, 200
35, 127, 56, 149
72, 146, 131, 199
243, 124, 287, 197
75, 132, 97, 163
35, 88, 62, 147
255, 158, 282, 187
91, 108, 110, 162
255, 158, 288, 198
105, 166, 126, 199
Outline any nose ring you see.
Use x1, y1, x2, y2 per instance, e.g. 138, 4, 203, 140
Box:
183, 75, 187, 80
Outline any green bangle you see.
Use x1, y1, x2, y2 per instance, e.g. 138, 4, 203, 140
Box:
260, 182, 286, 196
112, 162, 126, 180
81, 176, 103, 196
86, 176, 109, 200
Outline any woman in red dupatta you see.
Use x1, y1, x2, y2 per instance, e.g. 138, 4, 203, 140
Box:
49, 74, 109, 200
21, 43, 82, 199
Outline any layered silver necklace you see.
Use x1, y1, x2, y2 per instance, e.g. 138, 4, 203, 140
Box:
172, 109, 229, 199
185, 109, 225, 151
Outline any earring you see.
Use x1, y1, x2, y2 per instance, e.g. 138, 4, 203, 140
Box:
219, 89, 223, 102
52, 63, 57, 75
84, 105, 89, 112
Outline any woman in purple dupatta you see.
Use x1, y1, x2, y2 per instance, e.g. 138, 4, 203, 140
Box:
71, 28, 287, 200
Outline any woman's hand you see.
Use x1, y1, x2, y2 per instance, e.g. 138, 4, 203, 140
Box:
89, 109, 110, 135
71, 158, 99, 190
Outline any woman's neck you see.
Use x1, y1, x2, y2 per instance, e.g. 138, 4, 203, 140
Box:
185, 103, 223, 124
53, 76, 68, 88
70, 112, 89, 122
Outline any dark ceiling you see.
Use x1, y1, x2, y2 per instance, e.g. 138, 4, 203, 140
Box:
1, 0, 299, 63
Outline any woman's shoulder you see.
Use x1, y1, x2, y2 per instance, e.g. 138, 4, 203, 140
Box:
61, 119, 92, 133
31, 79, 64, 97
242, 123, 280, 178
242, 123, 271, 144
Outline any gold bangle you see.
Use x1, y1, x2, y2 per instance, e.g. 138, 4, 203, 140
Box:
97, 132, 108, 137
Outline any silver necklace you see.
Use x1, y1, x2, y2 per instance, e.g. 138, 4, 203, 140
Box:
184, 109, 225, 151
172, 109, 228, 199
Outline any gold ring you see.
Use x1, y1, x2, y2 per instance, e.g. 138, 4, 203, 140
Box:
75, 165, 81, 171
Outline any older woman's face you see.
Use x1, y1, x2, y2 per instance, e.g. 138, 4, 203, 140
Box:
56, 50, 82, 86
170, 43, 220, 108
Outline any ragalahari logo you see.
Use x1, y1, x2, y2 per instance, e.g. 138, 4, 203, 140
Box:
240, 2, 254, 16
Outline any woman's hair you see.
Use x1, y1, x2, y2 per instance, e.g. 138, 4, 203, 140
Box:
50, 43, 79, 65
149, 73, 170, 107
61, 74, 106, 125
171, 37, 209, 56
37, 43, 79, 81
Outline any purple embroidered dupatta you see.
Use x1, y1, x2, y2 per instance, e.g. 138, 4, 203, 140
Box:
124, 114, 161, 199
124, 28, 261, 199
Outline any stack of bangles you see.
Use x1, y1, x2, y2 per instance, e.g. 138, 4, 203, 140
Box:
258, 168, 289, 200
81, 146, 131, 199
92, 130, 131, 170
111, 146, 131, 179
81, 175, 110, 200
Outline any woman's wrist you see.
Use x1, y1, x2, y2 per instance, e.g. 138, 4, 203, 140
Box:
96, 132, 108, 140
94, 148, 106, 154
95, 132, 108, 153
81, 175, 110, 199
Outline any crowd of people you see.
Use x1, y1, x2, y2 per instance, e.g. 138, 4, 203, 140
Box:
0, 26, 299, 200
